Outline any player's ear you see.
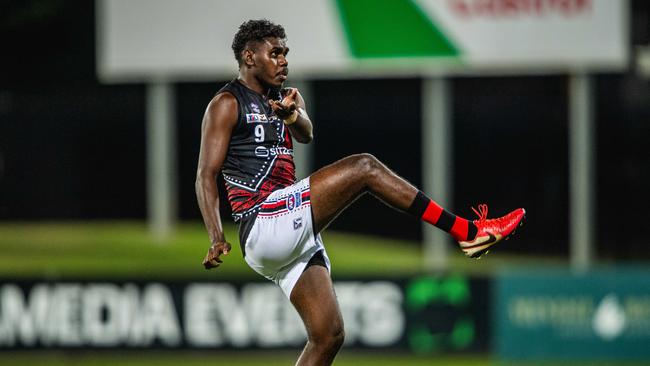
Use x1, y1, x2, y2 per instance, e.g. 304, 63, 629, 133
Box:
243, 48, 255, 67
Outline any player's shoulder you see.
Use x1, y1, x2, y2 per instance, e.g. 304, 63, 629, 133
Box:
212, 90, 238, 105
208, 90, 238, 112
204, 91, 239, 127
210, 79, 243, 107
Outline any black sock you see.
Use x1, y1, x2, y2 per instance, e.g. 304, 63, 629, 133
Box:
407, 191, 478, 241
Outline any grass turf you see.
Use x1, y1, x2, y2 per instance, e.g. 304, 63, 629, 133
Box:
0, 221, 566, 279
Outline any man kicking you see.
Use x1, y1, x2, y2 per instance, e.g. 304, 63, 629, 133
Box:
196, 19, 525, 366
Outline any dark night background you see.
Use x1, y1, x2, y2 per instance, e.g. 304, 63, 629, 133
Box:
1, 0, 649, 260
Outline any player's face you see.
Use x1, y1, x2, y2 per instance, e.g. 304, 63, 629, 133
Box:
253, 37, 289, 88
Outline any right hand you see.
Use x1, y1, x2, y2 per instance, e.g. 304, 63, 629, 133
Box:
202, 241, 232, 269
269, 88, 298, 120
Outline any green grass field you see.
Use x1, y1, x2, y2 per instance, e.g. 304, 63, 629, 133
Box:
0, 221, 565, 279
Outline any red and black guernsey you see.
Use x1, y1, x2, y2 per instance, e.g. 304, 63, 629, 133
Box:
217, 79, 296, 223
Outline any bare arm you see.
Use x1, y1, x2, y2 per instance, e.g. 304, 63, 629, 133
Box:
196, 92, 238, 269
270, 88, 313, 143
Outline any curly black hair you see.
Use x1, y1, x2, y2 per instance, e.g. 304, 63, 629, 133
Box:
231, 19, 286, 65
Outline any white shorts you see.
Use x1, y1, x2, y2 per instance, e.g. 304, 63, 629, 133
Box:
243, 177, 331, 298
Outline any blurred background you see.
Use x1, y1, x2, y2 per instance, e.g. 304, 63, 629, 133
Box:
0, 0, 649, 365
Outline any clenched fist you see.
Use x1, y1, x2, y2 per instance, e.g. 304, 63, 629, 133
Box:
203, 241, 231, 269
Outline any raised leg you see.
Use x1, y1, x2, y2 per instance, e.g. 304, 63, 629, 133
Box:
309, 153, 418, 234
290, 265, 345, 366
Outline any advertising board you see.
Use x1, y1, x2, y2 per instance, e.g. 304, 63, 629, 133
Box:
495, 268, 650, 360
98, 0, 628, 81
0, 276, 488, 352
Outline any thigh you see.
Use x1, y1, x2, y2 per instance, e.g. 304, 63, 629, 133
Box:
309, 155, 368, 234
290, 265, 344, 341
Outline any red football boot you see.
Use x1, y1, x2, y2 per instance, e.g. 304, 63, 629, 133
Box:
458, 204, 525, 258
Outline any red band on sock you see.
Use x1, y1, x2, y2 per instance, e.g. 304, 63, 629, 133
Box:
450, 218, 469, 241
421, 201, 443, 225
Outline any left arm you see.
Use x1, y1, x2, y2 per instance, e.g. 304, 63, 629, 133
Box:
270, 88, 313, 143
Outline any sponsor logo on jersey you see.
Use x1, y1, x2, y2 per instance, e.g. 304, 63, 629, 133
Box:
287, 192, 302, 211
246, 113, 268, 123
254, 146, 269, 157
254, 146, 293, 158
287, 194, 296, 211
294, 192, 302, 207
293, 217, 303, 230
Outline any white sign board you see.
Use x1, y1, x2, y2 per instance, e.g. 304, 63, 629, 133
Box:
97, 0, 628, 82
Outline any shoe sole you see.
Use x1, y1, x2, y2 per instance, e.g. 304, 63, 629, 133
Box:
470, 213, 526, 259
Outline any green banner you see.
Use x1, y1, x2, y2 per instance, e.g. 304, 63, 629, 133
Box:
335, 0, 459, 58
495, 268, 650, 360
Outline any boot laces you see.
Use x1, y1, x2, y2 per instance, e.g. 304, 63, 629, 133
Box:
471, 204, 489, 222
471, 203, 511, 227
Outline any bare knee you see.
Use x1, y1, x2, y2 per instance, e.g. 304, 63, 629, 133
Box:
330, 326, 345, 350
350, 153, 382, 179
309, 323, 345, 353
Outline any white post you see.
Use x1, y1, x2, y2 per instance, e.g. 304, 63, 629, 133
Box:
146, 81, 177, 240
422, 78, 452, 271
569, 73, 594, 270
289, 80, 314, 180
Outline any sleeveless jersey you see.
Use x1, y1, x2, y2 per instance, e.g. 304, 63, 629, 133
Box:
217, 79, 296, 222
